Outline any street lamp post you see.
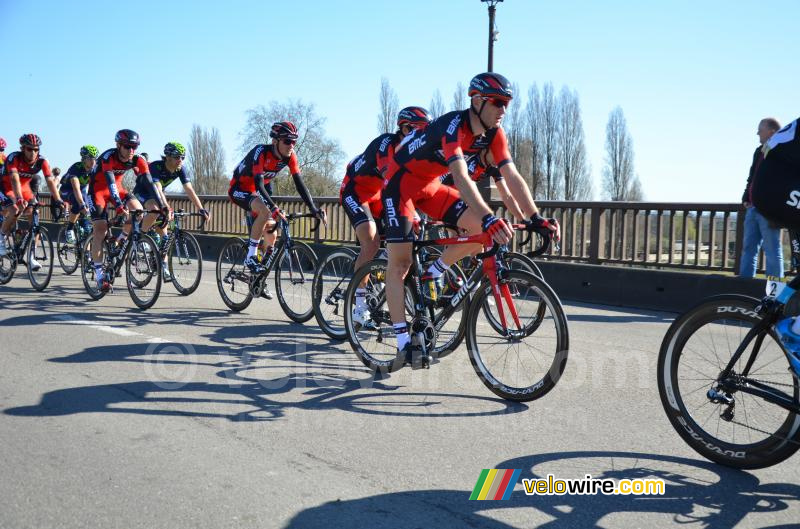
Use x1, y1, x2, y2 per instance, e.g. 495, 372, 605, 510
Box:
481, 0, 503, 72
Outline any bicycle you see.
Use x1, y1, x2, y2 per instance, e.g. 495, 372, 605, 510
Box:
342, 225, 569, 402
216, 211, 319, 322
658, 235, 800, 468
0, 202, 54, 291
79, 209, 163, 310
56, 211, 93, 275
149, 209, 207, 296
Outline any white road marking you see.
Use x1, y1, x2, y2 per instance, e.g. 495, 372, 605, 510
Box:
55, 315, 168, 343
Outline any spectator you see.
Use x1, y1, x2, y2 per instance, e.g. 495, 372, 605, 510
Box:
740, 117, 783, 278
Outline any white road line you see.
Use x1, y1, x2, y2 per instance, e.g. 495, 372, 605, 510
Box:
55, 315, 168, 343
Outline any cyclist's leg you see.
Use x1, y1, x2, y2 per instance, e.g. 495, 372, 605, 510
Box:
738, 207, 762, 277
139, 194, 161, 233
417, 183, 477, 271
89, 193, 110, 285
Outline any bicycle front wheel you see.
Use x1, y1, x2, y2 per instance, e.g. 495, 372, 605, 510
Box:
312, 248, 357, 340
216, 237, 253, 312
28, 229, 54, 291
126, 234, 162, 310
80, 238, 108, 301
466, 270, 569, 402
658, 295, 800, 469
168, 231, 202, 296
56, 225, 80, 275
275, 241, 317, 323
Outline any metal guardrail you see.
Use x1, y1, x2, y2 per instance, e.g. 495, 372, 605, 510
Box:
36, 193, 782, 274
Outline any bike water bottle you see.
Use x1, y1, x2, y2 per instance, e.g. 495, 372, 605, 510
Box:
424, 277, 438, 302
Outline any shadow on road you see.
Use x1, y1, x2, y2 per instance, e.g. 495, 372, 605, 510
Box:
283, 451, 800, 529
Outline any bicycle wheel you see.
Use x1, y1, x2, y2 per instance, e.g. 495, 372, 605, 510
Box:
126, 234, 162, 310
216, 237, 253, 312
658, 295, 800, 469
312, 248, 357, 340
56, 225, 80, 275
275, 241, 317, 323
482, 253, 547, 336
506, 251, 543, 279
27, 229, 54, 291
0, 232, 17, 284
466, 270, 569, 402
429, 262, 468, 359
80, 237, 109, 301
168, 231, 202, 296
343, 258, 399, 371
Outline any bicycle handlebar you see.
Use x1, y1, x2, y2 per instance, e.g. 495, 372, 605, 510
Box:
267, 212, 320, 234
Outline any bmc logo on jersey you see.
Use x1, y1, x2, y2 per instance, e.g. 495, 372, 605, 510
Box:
786, 190, 800, 208
353, 155, 366, 173
408, 134, 427, 155
447, 115, 462, 135
253, 146, 264, 162
378, 136, 392, 153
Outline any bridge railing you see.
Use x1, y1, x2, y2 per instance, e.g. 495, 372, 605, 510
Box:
38, 194, 780, 274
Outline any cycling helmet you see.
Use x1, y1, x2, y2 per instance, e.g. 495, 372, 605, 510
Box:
468, 72, 513, 100
80, 145, 99, 158
114, 129, 140, 147
269, 121, 299, 140
397, 106, 433, 128
0, 137, 6, 150
164, 141, 186, 157
20, 133, 42, 148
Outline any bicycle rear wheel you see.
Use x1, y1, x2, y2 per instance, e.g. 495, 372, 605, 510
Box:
126, 234, 162, 310
0, 232, 17, 284
312, 248, 357, 340
466, 270, 569, 402
80, 238, 109, 301
658, 295, 800, 469
28, 229, 54, 291
56, 225, 80, 275
168, 231, 202, 295
275, 241, 317, 323
216, 237, 253, 311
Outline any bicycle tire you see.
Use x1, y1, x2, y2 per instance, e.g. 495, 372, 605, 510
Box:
28, 229, 54, 291
466, 270, 569, 402
312, 248, 357, 340
80, 237, 109, 301
126, 234, 162, 310
169, 231, 203, 296
216, 237, 253, 312
658, 295, 800, 469
56, 225, 80, 275
0, 232, 17, 284
275, 241, 317, 323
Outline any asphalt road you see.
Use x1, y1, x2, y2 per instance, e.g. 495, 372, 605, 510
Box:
0, 266, 798, 529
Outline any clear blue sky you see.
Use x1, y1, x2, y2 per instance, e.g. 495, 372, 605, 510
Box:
2, 0, 797, 202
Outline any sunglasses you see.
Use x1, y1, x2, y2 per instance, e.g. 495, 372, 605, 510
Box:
484, 97, 509, 109
281, 139, 297, 146
24, 147, 40, 152
169, 155, 186, 160
120, 144, 138, 150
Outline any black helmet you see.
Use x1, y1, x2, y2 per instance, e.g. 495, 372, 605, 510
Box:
468, 72, 513, 101
269, 121, 299, 140
397, 106, 433, 128
19, 133, 42, 148
115, 129, 140, 147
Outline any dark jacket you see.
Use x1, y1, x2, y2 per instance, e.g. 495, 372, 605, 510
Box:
742, 146, 764, 203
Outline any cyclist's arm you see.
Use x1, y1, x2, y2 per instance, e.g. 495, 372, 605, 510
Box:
154, 181, 168, 208
138, 172, 165, 209
105, 170, 124, 207
182, 182, 204, 210
448, 158, 492, 218
499, 164, 540, 217
9, 169, 23, 201
254, 173, 278, 210
495, 178, 525, 221
69, 178, 84, 206
291, 172, 317, 212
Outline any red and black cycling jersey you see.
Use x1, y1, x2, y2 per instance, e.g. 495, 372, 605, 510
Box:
229, 144, 316, 211
90, 148, 160, 207
1, 151, 52, 194
439, 151, 503, 187
765, 118, 800, 167
386, 109, 512, 183
346, 133, 398, 182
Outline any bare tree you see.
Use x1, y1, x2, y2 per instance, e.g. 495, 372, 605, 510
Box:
602, 106, 641, 200
429, 89, 445, 119
239, 100, 345, 195
504, 82, 524, 164
377, 77, 399, 134
525, 84, 544, 197
557, 87, 593, 200
540, 82, 561, 199
451, 81, 466, 111
186, 125, 228, 194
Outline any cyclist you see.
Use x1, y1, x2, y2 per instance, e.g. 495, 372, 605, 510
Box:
228, 121, 326, 282
382, 73, 557, 366
751, 117, 800, 347
59, 145, 98, 244
0, 134, 64, 267
135, 141, 210, 282
0, 137, 6, 215
342, 106, 432, 324
89, 129, 166, 292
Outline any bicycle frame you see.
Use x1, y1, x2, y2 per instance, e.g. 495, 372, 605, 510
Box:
9, 204, 43, 260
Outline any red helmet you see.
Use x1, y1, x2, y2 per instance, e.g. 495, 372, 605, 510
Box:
269, 121, 299, 141
0, 137, 6, 150
397, 106, 433, 128
19, 133, 42, 148
468, 72, 513, 101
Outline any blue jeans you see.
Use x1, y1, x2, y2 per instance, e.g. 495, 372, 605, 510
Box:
739, 207, 784, 278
